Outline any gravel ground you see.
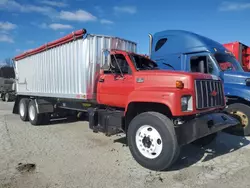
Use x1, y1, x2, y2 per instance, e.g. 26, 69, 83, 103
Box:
1, 101, 250, 188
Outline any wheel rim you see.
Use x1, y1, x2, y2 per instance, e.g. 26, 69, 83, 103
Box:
231, 111, 248, 128
19, 103, 25, 117
29, 105, 35, 121
135, 125, 163, 159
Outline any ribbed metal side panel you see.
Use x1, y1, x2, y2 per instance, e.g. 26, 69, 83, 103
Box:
15, 34, 137, 100
195, 80, 224, 109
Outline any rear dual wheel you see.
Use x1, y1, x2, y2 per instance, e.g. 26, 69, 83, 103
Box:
19, 98, 50, 125
19, 98, 29, 121
127, 112, 179, 171
28, 100, 50, 125
28, 100, 43, 125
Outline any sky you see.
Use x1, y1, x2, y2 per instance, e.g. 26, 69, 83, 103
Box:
0, 0, 250, 63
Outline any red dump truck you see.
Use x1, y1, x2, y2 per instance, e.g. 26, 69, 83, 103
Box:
12, 29, 238, 171
223, 41, 250, 71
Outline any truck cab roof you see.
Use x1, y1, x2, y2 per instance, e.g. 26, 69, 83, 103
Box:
151, 30, 227, 59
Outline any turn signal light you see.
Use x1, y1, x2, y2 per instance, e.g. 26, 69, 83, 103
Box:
176, 80, 184, 89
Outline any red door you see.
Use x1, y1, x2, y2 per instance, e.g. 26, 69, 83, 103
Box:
97, 53, 134, 108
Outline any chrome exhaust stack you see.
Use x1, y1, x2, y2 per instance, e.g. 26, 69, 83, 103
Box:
148, 33, 153, 57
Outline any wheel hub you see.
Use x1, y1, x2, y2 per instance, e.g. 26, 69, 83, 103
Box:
135, 125, 163, 159
231, 111, 248, 128
142, 136, 152, 148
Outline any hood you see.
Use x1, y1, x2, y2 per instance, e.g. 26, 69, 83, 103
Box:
222, 71, 250, 85
135, 70, 220, 80
134, 70, 219, 90
134, 70, 191, 89
135, 70, 186, 76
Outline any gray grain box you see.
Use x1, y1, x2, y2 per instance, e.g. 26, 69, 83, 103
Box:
14, 34, 137, 100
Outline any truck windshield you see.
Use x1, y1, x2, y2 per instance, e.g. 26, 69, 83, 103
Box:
214, 53, 243, 72
130, 54, 159, 70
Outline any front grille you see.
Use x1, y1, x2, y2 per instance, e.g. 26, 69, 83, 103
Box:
195, 79, 224, 109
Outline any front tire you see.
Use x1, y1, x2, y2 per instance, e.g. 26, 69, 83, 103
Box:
225, 103, 250, 136
127, 112, 179, 171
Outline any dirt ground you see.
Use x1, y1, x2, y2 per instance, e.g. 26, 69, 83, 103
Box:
1, 101, 250, 188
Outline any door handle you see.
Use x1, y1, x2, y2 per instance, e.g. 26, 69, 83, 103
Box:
99, 78, 105, 82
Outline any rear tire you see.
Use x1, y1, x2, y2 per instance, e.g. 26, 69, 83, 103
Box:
19, 98, 29, 121
225, 103, 250, 136
127, 112, 179, 171
28, 100, 43, 126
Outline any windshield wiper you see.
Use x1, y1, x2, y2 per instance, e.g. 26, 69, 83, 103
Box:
162, 63, 175, 70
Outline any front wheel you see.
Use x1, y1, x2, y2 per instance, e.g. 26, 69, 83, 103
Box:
225, 103, 250, 136
127, 112, 179, 171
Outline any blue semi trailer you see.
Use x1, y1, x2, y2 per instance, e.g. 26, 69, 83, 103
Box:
148, 30, 250, 136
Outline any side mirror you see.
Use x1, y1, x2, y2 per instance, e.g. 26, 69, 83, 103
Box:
102, 49, 111, 70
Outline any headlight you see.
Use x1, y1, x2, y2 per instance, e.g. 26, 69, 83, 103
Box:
246, 78, 250, 86
181, 95, 193, 111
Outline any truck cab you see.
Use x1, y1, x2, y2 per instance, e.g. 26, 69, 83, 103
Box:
90, 48, 238, 170
98, 49, 226, 116
0, 66, 16, 102
223, 41, 250, 72
149, 30, 250, 135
